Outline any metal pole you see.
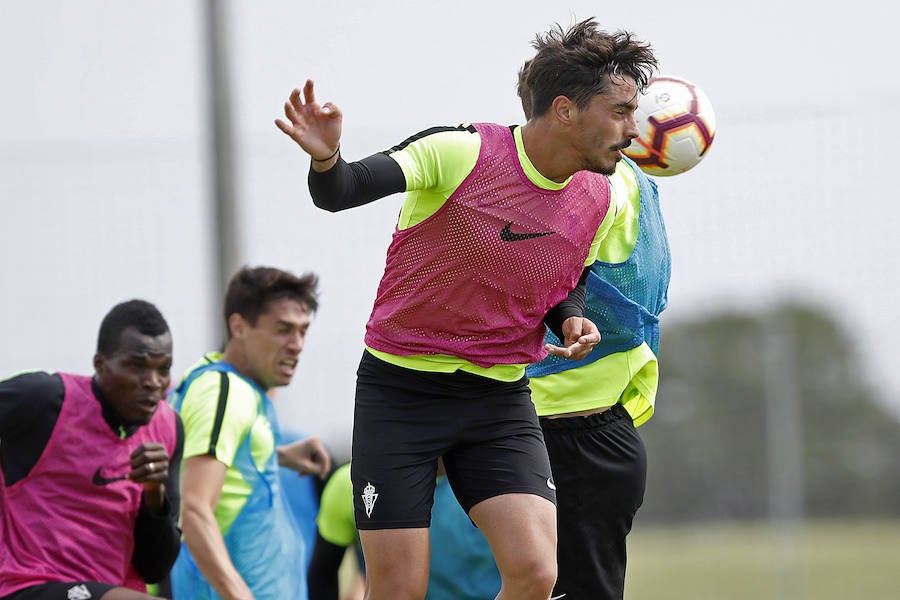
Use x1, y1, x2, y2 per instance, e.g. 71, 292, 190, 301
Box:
202, 0, 240, 343
763, 315, 805, 599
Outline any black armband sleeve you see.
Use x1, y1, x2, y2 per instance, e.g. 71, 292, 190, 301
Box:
131, 496, 180, 583
131, 415, 185, 583
308, 152, 406, 212
544, 267, 591, 341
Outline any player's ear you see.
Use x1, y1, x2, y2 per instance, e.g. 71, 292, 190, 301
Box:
93, 353, 104, 374
551, 96, 574, 123
228, 313, 248, 340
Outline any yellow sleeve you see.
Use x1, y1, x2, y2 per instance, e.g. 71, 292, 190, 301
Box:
177, 371, 259, 467
385, 126, 481, 229
316, 463, 357, 546
585, 161, 641, 265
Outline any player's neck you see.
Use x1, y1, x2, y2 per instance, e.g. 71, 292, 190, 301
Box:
520, 120, 576, 183
221, 343, 269, 392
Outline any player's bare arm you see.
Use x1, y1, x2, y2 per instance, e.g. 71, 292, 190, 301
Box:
181, 455, 255, 600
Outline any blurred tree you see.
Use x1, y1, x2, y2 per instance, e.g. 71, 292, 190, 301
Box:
638, 301, 900, 522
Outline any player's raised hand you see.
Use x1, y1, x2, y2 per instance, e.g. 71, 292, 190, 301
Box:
127, 442, 170, 513
545, 316, 600, 361
275, 79, 343, 167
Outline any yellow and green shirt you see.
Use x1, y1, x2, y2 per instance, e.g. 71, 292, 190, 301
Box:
175, 352, 276, 534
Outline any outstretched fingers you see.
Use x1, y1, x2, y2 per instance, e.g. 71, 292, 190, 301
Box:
288, 87, 304, 113
275, 94, 305, 140
276, 83, 319, 134
285, 80, 316, 118
302, 79, 316, 105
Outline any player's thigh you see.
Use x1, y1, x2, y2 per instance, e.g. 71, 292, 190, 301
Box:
468, 492, 557, 574
543, 405, 647, 515
351, 352, 450, 529
441, 376, 556, 512
358, 528, 430, 594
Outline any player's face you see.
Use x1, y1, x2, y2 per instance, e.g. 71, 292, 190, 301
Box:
570, 74, 640, 176
94, 327, 173, 425
240, 297, 311, 390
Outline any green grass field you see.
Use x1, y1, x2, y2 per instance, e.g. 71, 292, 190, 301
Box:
624, 519, 900, 599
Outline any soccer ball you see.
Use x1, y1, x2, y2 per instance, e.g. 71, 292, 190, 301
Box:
623, 75, 716, 176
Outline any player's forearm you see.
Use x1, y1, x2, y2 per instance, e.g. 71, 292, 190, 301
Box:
132, 494, 180, 583
182, 504, 254, 600
544, 267, 590, 340
307, 153, 405, 212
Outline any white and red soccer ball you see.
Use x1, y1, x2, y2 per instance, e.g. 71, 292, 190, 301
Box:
623, 75, 716, 176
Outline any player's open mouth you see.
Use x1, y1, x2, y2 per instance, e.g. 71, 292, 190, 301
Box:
279, 359, 298, 373
137, 399, 159, 414
613, 141, 632, 159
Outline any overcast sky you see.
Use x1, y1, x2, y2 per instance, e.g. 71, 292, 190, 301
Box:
1, 0, 897, 451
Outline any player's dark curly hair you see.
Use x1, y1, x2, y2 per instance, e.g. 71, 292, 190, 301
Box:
517, 60, 536, 120
223, 266, 319, 338
521, 18, 657, 119
96, 299, 170, 355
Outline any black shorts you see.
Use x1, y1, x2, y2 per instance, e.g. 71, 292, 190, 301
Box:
2, 581, 117, 600
540, 403, 647, 600
351, 350, 556, 530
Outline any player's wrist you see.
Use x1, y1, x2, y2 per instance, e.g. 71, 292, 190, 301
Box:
141, 485, 167, 514
312, 146, 340, 162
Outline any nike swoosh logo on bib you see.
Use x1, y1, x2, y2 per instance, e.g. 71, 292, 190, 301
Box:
499, 222, 556, 242
92, 467, 128, 486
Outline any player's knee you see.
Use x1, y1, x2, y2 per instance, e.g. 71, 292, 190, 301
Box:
530, 560, 558, 595
502, 554, 557, 596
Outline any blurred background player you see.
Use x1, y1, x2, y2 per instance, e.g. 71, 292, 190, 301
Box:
279, 428, 332, 574
519, 58, 671, 600
307, 462, 364, 600
170, 266, 331, 600
0, 300, 182, 600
